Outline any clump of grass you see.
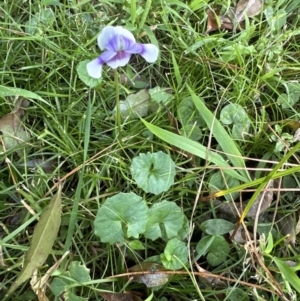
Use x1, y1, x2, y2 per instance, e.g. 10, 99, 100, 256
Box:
1, 0, 300, 300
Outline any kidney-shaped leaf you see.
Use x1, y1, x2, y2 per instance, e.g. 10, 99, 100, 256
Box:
130, 152, 176, 195
196, 235, 230, 267
144, 200, 185, 241
94, 192, 149, 244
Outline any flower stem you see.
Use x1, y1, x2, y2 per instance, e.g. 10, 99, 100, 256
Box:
114, 69, 122, 142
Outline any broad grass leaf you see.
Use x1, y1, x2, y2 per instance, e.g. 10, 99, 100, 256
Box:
94, 192, 149, 244
196, 235, 230, 267
144, 200, 185, 241
6, 185, 62, 298
141, 119, 247, 182
0, 86, 50, 107
77, 60, 102, 88
161, 238, 188, 270
130, 152, 176, 195
200, 219, 235, 235
273, 257, 300, 294
129, 263, 172, 287
188, 88, 250, 182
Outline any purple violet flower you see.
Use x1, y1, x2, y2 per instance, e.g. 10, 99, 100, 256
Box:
87, 26, 159, 79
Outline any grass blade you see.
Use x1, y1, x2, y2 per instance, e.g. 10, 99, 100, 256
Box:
142, 119, 248, 182
188, 86, 251, 181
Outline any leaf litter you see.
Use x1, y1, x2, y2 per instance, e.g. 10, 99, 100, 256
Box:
206, 0, 262, 32
0, 98, 30, 151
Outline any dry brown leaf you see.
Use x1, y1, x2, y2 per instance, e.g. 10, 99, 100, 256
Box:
128, 263, 172, 287
214, 180, 274, 218
100, 292, 142, 301
0, 98, 30, 151
235, 0, 262, 22
206, 0, 262, 33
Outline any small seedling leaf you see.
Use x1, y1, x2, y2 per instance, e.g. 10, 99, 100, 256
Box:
161, 238, 188, 270
50, 272, 73, 296
130, 151, 176, 195
200, 219, 235, 235
129, 262, 172, 287
144, 200, 185, 241
6, 185, 62, 298
94, 192, 149, 244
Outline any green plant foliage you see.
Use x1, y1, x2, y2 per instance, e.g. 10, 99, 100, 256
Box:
25, 8, 55, 35
144, 200, 186, 241
69, 261, 91, 283
50, 272, 73, 297
209, 171, 240, 201
177, 96, 205, 128
130, 151, 176, 195
220, 103, 251, 139
277, 81, 300, 108
149, 87, 173, 103
180, 123, 202, 141
77, 60, 102, 88
226, 288, 249, 301
200, 219, 235, 235
196, 235, 230, 267
94, 192, 149, 244
160, 238, 188, 270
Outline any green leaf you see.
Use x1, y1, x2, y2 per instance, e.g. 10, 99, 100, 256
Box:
64, 291, 88, 301
0, 85, 50, 106
141, 119, 247, 182
116, 89, 150, 119
220, 103, 251, 139
273, 257, 300, 294
209, 171, 240, 202
69, 261, 91, 283
94, 192, 149, 244
50, 272, 72, 296
180, 124, 202, 141
149, 87, 173, 103
77, 60, 102, 88
188, 87, 250, 182
226, 288, 249, 301
200, 219, 235, 235
196, 235, 230, 267
144, 200, 185, 241
128, 240, 145, 250
161, 238, 188, 270
5, 186, 62, 298
130, 151, 176, 195
177, 96, 205, 127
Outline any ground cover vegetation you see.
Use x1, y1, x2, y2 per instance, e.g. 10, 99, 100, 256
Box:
1, 0, 300, 300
